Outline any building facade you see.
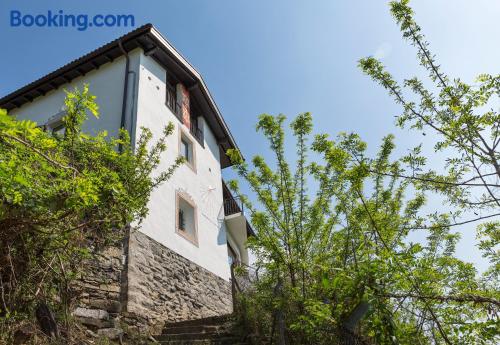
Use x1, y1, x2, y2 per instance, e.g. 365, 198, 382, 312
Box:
0, 24, 252, 331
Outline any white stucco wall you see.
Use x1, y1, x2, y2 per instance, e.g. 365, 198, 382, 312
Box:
8, 53, 139, 137
134, 52, 231, 280
7, 48, 232, 281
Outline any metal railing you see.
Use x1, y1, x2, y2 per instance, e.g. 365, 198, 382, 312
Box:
166, 87, 204, 146
166, 87, 183, 122
189, 121, 204, 147
224, 196, 244, 216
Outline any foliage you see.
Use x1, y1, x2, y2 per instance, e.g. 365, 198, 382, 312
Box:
228, 1, 500, 344
229, 111, 498, 344
0, 85, 182, 343
359, 0, 500, 284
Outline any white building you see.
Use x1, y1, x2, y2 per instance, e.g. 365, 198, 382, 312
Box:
0, 24, 252, 328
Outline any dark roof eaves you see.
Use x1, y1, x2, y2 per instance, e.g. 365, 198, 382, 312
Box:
0, 23, 153, 108
0, 24, 241, 160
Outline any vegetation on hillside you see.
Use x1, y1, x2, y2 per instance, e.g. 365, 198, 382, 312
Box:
0, 1, 498, 344
228, 1, 499, 344
228, 112, 498, 344
359, 0, 500, 286
0, 85, 182, 344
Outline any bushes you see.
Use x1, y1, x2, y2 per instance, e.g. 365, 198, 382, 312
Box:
228, 112, 497, 344
0, 85, 182, 343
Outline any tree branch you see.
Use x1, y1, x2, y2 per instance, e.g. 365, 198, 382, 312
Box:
380, 292, 500, 307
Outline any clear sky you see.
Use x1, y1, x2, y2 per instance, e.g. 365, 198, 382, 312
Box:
1, 0, 499, 271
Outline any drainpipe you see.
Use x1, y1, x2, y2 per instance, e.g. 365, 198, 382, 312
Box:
118, 39, 130, 139
117, 39, 136, 313
118, 40, 137, 153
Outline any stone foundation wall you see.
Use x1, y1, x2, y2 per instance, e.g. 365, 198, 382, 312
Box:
73, 230, 233, 336
126, 231, 233, 331
74, 244, 126, 339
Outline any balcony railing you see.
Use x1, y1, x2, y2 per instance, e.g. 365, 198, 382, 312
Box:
166, 87, 182, 122
190, 121, 204, 147
166, 87, 204, 147
224, 196, 244, 216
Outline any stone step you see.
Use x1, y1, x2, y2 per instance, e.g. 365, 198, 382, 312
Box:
162, 324, 233, 335
163, 314, 234, 329
156, 314, 247, 345
157, 336, 245, 345
157, 331, 236, 341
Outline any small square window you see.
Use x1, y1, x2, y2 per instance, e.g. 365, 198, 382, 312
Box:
51, 123, 66, 136
178, 209, 186, 230
179, 129, 196, 172
181, 137, 191, 161
176, 191, 198, 245
44, 111, 66, 136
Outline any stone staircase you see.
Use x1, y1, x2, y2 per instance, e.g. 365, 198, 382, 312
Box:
156, 314, 249, 345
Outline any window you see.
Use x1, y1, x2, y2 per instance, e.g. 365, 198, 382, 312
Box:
179, 129, 196, 172
166, 83, 177, 113
50, 122, 66, 136
43, 111, 66, 136
178, 209, 186, 230
189, 115, 204, 146
180, 137, 190, 161
166, 72, 182, 121
175, 191, 198, 245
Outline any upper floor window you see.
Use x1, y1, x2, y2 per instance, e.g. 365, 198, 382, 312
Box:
166, 72, 182, 122
179, 128, 196, 172
166, 83, 177, 114
180, 136, 191, 161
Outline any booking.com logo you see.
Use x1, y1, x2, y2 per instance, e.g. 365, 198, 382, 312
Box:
10, 10, 135, 31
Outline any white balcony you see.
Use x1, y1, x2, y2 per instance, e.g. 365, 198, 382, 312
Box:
224, 197, 250, 266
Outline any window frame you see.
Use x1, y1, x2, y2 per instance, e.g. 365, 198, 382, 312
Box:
178, 126, 196, 173
175, 190, 199, 246
50, 122, 66, 136
43, 111, 66, 135
180, 137, 190, 161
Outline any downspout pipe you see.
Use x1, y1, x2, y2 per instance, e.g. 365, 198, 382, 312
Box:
118, 39, 130, 152
117, 40, 133, 312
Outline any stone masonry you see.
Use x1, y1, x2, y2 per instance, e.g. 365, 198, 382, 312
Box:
126, 230, 233, 332
74, 244, 125, 339
73, 230, 233, 337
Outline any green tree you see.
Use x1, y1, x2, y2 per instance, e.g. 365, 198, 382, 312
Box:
228, 112, 498, 344
0, 85, 182, 342
359, 0, 500, 285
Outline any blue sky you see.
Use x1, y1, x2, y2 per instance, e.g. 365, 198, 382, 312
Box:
1, 0, 499, 271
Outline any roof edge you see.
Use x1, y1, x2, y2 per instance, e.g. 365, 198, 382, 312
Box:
0, 24, 242, 165
148, 28, 239, 158
0, 23, 153, 109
